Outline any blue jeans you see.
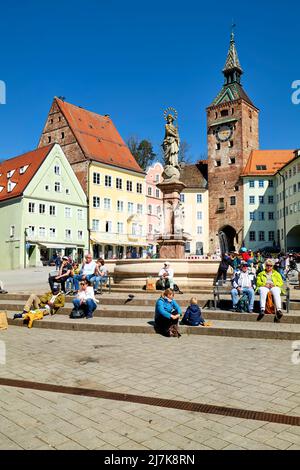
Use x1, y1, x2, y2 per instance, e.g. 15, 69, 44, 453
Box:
73, 274, 94, 291
231, 287, 255, 311
90, 275, 108, 290
72, 298, 97, 318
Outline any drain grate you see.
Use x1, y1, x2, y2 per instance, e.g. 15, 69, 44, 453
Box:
0, 377, 299, 426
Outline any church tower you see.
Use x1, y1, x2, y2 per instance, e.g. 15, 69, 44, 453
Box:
207, 30, 259, 254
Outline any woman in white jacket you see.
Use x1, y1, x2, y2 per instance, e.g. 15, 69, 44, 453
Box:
72, 280, 98, 318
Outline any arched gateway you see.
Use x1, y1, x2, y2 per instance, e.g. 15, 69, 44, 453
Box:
218, 225, 237, 254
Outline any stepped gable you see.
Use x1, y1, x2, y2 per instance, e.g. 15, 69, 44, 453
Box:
0, 145, 54, 201
242, 150, 295, 176
55, 97, 144, 174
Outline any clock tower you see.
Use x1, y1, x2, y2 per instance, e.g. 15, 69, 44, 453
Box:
207, 30, 259, 254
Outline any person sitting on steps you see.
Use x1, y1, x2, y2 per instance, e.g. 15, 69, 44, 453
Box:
154, 288, 181, 337
231, 261, 256, 313
256, 259, 284, 322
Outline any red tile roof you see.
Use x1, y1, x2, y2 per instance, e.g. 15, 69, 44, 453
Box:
0, 145, 54, 202
55, 98, 144, 174
242, 150, 295, 176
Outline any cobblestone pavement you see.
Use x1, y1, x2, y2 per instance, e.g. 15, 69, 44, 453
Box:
1, 328, 300, 449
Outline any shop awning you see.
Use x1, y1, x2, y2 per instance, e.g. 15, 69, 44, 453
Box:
38, 243, 80, 249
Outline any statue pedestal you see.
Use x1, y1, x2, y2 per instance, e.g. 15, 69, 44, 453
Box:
156, 178, 187, 259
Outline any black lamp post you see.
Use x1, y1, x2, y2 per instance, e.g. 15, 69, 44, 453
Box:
278, 171, 286, 253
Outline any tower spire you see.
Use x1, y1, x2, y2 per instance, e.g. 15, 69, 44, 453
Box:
223, 25, 243, 84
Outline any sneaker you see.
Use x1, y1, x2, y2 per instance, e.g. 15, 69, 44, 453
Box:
13, 313, 23, 320
249, 310, 254, 313
275, 309, 283, 322
257, 310, 265, 321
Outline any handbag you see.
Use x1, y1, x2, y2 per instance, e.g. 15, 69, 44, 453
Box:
0, 311, 8, 330
69, 306, 86, 319
265, 291, 275, 315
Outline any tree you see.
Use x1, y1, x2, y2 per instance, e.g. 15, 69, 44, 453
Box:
178, 141, 192, 164
127, 136, 156, 170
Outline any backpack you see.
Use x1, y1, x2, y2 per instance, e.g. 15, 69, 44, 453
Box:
236, 294, 249, 313
69, 307, 86, 319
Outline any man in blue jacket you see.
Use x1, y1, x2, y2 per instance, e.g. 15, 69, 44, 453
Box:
154, 288, 181, 337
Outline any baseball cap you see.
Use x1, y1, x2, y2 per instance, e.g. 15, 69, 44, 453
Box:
240, 261, 248, 266
62, 256, 69, 260
164, 261, 170, 266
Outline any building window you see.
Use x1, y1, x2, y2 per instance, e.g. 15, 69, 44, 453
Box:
249, 196, 255, 204
155, 174, 160, 183
216, 160, 221, 167
105, 221, 112, 233
39, 204, 45, 214
49, 205, 56, 216
220, 109, 229, 117
249, 212, 255, 220
197, 226, 203, 234
93, 172, 100, 185
49, 228, 56, 238
249, 231, 256, 241
77, 209, 83, 220
39, 227, 46, 238
66, 188, 70, 195
10, 225, 15, 238
92, 219, 99, 231
268, 195, 274, 204
259, 196, 264, 204
148, 187, 152, 196
230, 196, 236, 205
258, 212, 265, 221
259, 180, 264, 188
136, 183, 143, 194
197, 194, 202, 203
128, 202, 134, 213
105, 175, 112, 187
155, 189, 160, 198
268, 212, 274, 220
93, 197, 100, 208
65, 229, 71, 240
61, 132, 65, 139
78, 230, 83, 240
229, 156, 235, 164
268, 231, 275, 241
126, 180, 133, 192
259, 231, 265, 241
229, 141, 234, 149
180, 194, 185, 203
104, 198, 111, 210
218, 198, 225, 210
137, 204, 143, 214
48, 136, 51, 143
294, 184, 297, 194
45, 185, 49, 191
156, 206, 161, 215
268, 179, 274, 187
197, 211, 202, 220
117, 200, 124, 212
54, 182, 61, 192
148, 224, 153, 234
148, 204, 152, 215
249, 181, 255, 188
65, 207, 72, 218
117, 222, 123, 234
116, 177, 122, 189
28, 202, 35, 213
54, 165, 60, 175
28, 226, 35, 237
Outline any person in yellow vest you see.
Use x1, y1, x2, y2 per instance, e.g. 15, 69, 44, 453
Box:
256, 259, 284, 322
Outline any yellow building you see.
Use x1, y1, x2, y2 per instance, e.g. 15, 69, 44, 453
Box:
89, 162, 147, 258
39, 97, 147, 258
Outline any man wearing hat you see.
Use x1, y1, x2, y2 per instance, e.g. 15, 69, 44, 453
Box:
158, 262, 174, 289
231, 261, 256, 312
48, 256, 72, 293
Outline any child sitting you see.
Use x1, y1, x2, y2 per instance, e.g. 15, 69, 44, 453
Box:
182, 297, 207, 326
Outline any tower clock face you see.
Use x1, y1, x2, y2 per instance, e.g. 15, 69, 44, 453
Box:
216, 124, 233, 142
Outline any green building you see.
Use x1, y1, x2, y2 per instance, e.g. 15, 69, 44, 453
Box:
0, 144, 88, 270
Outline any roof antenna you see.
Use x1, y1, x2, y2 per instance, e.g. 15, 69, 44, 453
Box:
58, 96, 66, 101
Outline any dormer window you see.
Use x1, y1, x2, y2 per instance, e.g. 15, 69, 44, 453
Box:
7, 169, 15, 178
54, 165, 61, 175
7, 181, 16, 192
19, 165, 29, 174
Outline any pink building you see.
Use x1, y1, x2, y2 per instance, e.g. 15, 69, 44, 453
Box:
146, 162, 164, 255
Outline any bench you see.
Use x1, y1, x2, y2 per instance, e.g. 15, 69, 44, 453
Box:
213, 280, 290, 313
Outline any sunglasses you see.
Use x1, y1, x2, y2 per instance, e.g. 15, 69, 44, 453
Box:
265, 264, 272, 267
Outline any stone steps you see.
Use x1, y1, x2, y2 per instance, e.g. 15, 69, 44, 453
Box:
6, 311, 300, 340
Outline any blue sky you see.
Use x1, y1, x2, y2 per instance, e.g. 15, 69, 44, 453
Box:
0, 0, 300, 162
